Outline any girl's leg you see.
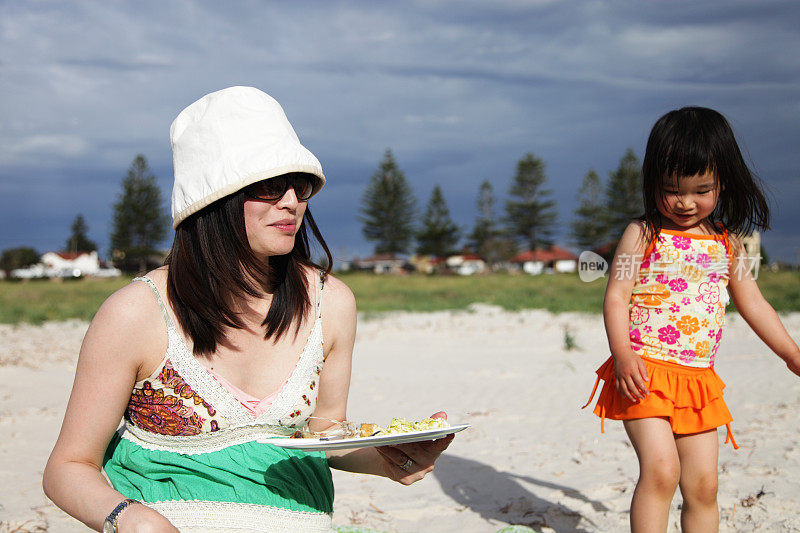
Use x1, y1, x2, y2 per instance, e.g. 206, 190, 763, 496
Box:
675, 428, 719, 533
624, 417, 681, 533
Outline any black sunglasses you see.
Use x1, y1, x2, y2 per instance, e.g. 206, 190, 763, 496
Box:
243, 174, 316, 202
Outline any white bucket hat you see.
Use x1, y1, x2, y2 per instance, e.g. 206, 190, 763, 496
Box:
169, 86, 326, 228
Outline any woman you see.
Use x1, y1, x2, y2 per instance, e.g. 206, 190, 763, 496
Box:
43, 86, 452, 532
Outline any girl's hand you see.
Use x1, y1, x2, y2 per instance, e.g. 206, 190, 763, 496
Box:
613, 352, 649, 402
116, 503, 179, 532
375, 412, 453, 486
785, 351, 800, 377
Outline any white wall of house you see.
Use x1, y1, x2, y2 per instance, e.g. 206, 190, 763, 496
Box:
457, 260, 486, 276
522, 261, 544, 275
40, 251, 100, 275
554, 259, 577, 273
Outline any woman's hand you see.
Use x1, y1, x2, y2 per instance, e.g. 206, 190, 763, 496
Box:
613, 351, 649, 402
116, 503, 179, 532
375, 412, 454, 486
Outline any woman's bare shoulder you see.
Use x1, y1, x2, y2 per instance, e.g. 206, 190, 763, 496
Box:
86, 275, 168, 365
98, 279, 158, 321
321, 273, 356, 315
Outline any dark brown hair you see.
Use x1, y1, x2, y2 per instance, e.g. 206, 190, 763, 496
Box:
641, 106, 770, 247
165, 185, 332, 356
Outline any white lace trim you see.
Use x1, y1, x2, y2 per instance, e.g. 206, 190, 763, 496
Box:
166, 326, 255, 427
121, 422, 296, 455
149, 500, 332, 532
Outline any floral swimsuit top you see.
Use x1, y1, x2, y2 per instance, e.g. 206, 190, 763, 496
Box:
630, 229, 731, 368
125, 275, 325, 437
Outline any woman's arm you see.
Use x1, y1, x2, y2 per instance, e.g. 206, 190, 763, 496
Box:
604, 221, 650, 401
313, 275, 451, 484
727, 237, 800, 376
42, 282, 179, 532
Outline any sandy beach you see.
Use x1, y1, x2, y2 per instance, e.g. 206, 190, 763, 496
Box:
2, 307, 799, 532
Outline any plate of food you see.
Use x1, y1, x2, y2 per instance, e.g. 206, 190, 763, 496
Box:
268, 417, 469, 451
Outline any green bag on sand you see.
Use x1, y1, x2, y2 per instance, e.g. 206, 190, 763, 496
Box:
495, 527, 541, 533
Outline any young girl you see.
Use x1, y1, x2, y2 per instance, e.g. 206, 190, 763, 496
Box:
583, 106, 800, 532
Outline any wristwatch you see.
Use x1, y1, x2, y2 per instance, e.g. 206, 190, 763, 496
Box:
103, 498, 139, 533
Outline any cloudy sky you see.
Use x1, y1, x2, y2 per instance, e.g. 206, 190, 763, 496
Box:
1, 1, 799, 263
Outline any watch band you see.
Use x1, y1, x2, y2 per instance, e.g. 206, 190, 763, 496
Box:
103, 498, 138, 532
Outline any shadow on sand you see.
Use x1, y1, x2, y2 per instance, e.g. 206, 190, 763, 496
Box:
432, 454, 609, 533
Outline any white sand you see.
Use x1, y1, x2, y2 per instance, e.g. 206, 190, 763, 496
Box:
1, 308, 799, 532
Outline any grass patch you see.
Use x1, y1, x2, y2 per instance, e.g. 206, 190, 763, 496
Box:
753, 269, 800, 312
0, 270, 797, 325
0, 276, 133, 324
338, 271, 606, 313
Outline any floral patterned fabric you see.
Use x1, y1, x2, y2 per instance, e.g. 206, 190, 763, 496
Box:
629, 229, 730, 368
127, 360, 225, 435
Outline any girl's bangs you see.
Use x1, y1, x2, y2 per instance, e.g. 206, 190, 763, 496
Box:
661, 138, 717, 182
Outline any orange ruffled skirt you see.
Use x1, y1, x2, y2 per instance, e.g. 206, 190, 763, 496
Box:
582, 356, 738, 449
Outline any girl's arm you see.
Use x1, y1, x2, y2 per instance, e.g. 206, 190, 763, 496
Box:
313, 275, 451, 485
727, 237, 800, 376
42, 284, 179, 532
604, 221, 650, 401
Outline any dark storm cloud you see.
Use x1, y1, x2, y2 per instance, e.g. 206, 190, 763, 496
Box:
1, 0, 798, 261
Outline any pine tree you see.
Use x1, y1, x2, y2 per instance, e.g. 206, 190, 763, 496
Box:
467, 181, 495, 251
359, 149, 417, 254
605, 148, 643, 238
504, 153, 557, 251
570, 169, 609, 251
467, 180, 512, 265
110, 154, 169, 272
65, 214, 98, 253
416, 185, 460, 257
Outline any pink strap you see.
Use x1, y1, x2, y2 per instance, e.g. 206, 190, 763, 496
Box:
208, 367, 287, 418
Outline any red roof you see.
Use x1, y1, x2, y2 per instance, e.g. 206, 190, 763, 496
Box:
511, 246, 578, 263
51, 251, 93, 260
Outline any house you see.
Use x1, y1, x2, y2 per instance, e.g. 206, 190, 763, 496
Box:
351, 253, 409, 274
445, 253, 487, 276
511, 246, 579, 275
10, 251, 122, 279
408, 255, 437, 274
41, 251, 102, 277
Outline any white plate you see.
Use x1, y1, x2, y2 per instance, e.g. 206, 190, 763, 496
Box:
267, 423, 470, 451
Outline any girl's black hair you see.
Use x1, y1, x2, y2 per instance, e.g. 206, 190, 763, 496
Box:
641, 106, 770, 246
165, 182, 332, 356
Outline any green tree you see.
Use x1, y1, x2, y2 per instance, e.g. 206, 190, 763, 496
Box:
416, 185, 460, 257
467, 181, 496, 252
110, 154, 169, 272
605, 148, 643, 238
467, 180, 514, 265
0, 247, 39, 275
65, 214, 98, 253
504, 153, 557, 251
359, 149, 417, 254
570, 169, 609, 251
